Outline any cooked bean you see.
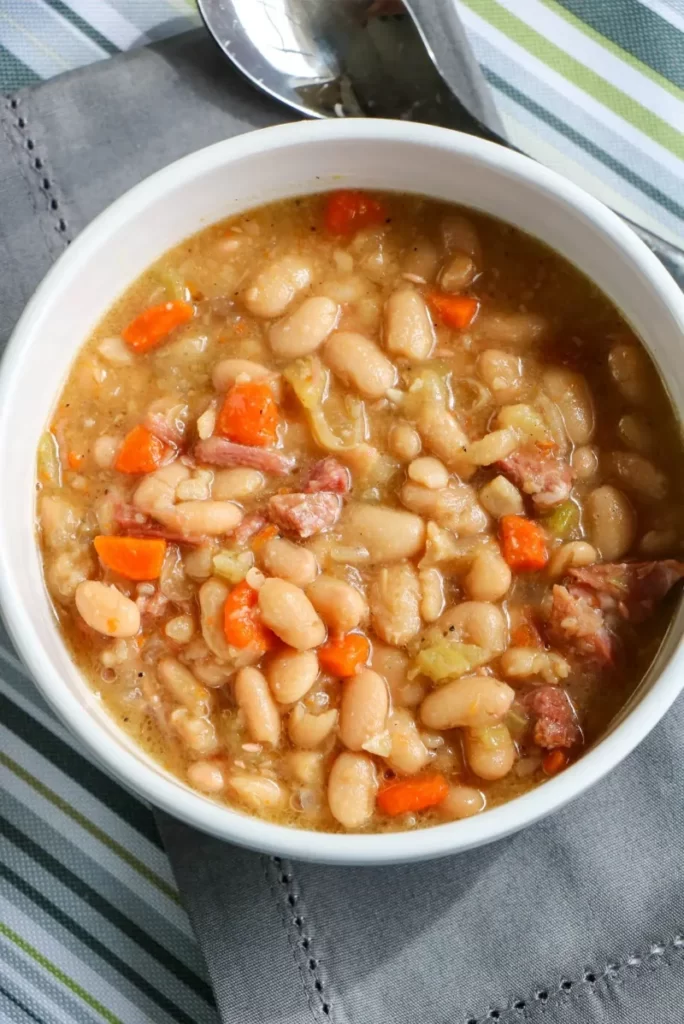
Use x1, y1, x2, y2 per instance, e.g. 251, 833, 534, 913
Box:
183, 545, 215, 580
385, 288, 434, 360
387, 709, 430, 775
284, 750, 325, 786
542, 367, 594, 444
388, 422, 422, 461
133, 461, 190, 517
243, 254, 312, 318
269, 296, 339, 357
440, 214, 480, 257
328, 751, 377, 829
40, 496, 80, 549
419, 567, 445, 623
157, 657, 211, 716
439, 784, 486, 820
198, 577, 235, 660
473, 312, 548, 350
500, 647, 570, 685
408, 456, 449, 490
608, 343, 650, 404
339, 503, 425, 564
415, 403, 472, 478
421, 676, 514, 730
439, 252, 476, 293
267, 649, 319, 704
479, 475, 524, 518
212, 359, 272, 391
306, 575, 367, 633
339, 669, 389, 751
477, 349, 525, 404
547, 541, 597, 579
258, 578, 326, 650
640, 528, 677, 556
571, 445, 599, 481
607, 451, 668, 502
212, 468, 265, 501
371, 643, 426, 708
400, 481, 489, 536
98, 335, 134, 366
403, 239, 439, 281
93, 435, 120, 469
288, 704, 338, 748
465, 549, 511, 602
187, 761, 225, 794
227, 774, 287, 811
234, 666, 281, 746
163, 500, 243, 537
618, 414, 654, 454
47, 551, 92, 602
324, 331, 397, 398
464, 724, 515, 780
75, 581, 140, 638
464, 427, 520, 466
584, 485, 636, 560
262, 537, 318, 588
437, 602, 507, 653
370, 563, 421, 647
170, 708, 220, 756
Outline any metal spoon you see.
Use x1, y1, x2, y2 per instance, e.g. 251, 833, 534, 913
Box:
198, 0, 684, 285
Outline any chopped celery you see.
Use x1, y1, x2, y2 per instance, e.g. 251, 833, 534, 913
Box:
402, 368, 449, 419
497, 403, 550, 443
212, 549, 253, 583
37, 431, 60, 487
412, 636, 490, 683
156, 267, 191, 303
544, 500, 580, 539
284, 357, 364, 452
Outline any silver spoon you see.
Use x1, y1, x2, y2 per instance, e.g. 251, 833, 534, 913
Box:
198, 0, 684, 286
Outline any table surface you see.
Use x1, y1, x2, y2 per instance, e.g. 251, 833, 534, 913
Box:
0, 2, 683, 1023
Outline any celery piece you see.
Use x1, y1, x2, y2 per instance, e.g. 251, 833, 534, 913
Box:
284, 357, 364, 452
544, 500, 580, 539
413, 638, 490, 683
37, 431, 61, 487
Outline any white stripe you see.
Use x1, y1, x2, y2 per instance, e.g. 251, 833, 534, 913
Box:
640, 0, 684, 33
0, 661, 79, 750
456, 3, 684, 178
62, 0, 149, 49
0, 955, 85, 1024
0, 12, 68, 79
19, 1, 108, 62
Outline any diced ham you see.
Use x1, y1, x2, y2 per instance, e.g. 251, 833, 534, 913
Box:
523, 686, 582, 749
569, 561, 684, 624
233, 512, 269, 548
268, 492, 342, 539
302, 457, 350, 494
195, 437, 295, 476
144, 398, 188, 446
545, 584, 613, 665
497, 445, 572, 509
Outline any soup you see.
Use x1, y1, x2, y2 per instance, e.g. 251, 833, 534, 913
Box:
36, 191, 684, 832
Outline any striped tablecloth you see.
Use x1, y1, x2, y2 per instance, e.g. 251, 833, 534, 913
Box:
0, 3, 682, 1023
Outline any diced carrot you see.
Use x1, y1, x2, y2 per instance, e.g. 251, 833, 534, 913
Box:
94, 535, 166, 580
426, 291, 479, 329
318, 633, 370, 678
542, 749, 569, 776
251, 524, 279, 552
122, 300, 194, 353
223, 580, 275, 652
216, 381, 279, 448
323, 190, 386, 236
67, 451, 83, 470
510, 617, 544, 649
500, 515, 548, 572
377, 773, 449, 817
114, 425, 172, 474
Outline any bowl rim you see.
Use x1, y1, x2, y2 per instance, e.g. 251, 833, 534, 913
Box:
2, 117, 684, 865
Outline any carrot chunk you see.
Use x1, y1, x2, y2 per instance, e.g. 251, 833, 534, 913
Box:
122, 300, 194, 353
251, 524, 279, 552
542, 749, 570, 776
426, 291, 479, 329
500, 515, 549, 572
223, 580, 274, 652
94, 536, 166, 580
318, 633, 370, 678
377, 773, 449, 816
67, 451, 83, 470
114, 425, 172, 474
323, 190, 386, 236
216, 381, 279, 448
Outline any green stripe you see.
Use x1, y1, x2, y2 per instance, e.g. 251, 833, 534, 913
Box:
460, 0, 684, 160
0, 43, 39, 93
1, 861, 198, 1024
0, 814, 213, 1007
43, 0, 118, 56
0, 921, 122, 1024
0, 751, 179, 904
554, 0, 684, 92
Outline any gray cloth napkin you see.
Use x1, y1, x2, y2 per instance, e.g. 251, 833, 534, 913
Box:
1, 28, 684, 1024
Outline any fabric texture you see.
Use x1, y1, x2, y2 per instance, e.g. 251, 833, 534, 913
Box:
0, 15, 683, 1024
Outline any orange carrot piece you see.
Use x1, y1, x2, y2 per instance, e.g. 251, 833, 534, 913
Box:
318, 633, 370, 678
500, 515, 548, 572
114, 425, 172, 474
223, 580, 274, 652
377, 773, 449, 817
251, 524, 279, 552
216, 381, 279, 448
510, 619, 544, 649
122, 300, 194, 353
94, 535, 166, 580
323, 190, 386, 236
67, 451, 83, 470
426, 291, 479, 329
542, 749, 570, 776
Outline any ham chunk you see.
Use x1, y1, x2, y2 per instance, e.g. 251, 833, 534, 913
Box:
569, 560, 684, 623
268, 492, 342, 539
524, 686, 581, 749
195, 437, 295, 476
302, 457, 350, 494
497, 445, 572, 509
233, 512, 269, 548
545, 584, 613, 664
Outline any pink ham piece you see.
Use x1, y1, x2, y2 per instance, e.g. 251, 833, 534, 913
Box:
497, 445, 572, 509
233, 512, 269, 548
545, 584, 613, 665
302, 457, 350, 494
523, 686, 582, 749
268, 492, 342, 539
195, 437, 295, 476
569, 561, 684, 623
143, 397, 188, 447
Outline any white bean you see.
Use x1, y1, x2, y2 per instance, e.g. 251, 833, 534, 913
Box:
198, 577, 234, 660
640, 529, 677, 556
306, 575, 367, 633
607, 451, 668, 502
584, 485, 636, 560
339, 503, 425, 564
258, 578, 326, 650
439, 785, 486, 820
415, 403, 473, 477
284, 750, 325, 786
421, 676, 514, 730
170, 708, 220, 756
419, 567, 445, 623
464, 549, 511, 602
478, 475, 524, 518
385, 288, 434, 360
324, 331, 397, 398
75, 581, 140, 638
618, 414, 654, 454
477, 349, 526, 404
212, 468, 265, 501
183, 545, 215, 580
267, 649, 319, 704
388, 422, 422, 461
608, 343, 650, 404
339, 669, 389, 751
403, 239, 439, 281
98, 335, 133, 366
370, 563, 421, 647
288, 704, 338, 748
133, 461, 189, 517
227, 774, 287, 811
371, 644, 426, 708
187, 761, 225, 794
162, 501, 242, 538
164, 614, 195, 644
439, 253, 476, 293
571, 445, 599, 481
473, 313, 548, 350
328, 752, 377, 829
408, 457, 449, 490
243, 254, 312, 318
157, 657, 211, 716
387, 709, 430, 775
262, 537, 318, 588
234, 667, 281, 746
269, 296, 339, 358
547, 541, 597, 579
212, 359, 272, 391
440, 214, 480, 257
40, 496, 79, 549
542, 367, 594, 443
437, 602, 507, 653
464, 724, 515, 780
93, 435, 120, 469
464, 427, 520, 466
400, 481, 489, 536
499, 647, 570, 685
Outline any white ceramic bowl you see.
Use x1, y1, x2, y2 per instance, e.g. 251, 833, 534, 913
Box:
2, 120, 684, 866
